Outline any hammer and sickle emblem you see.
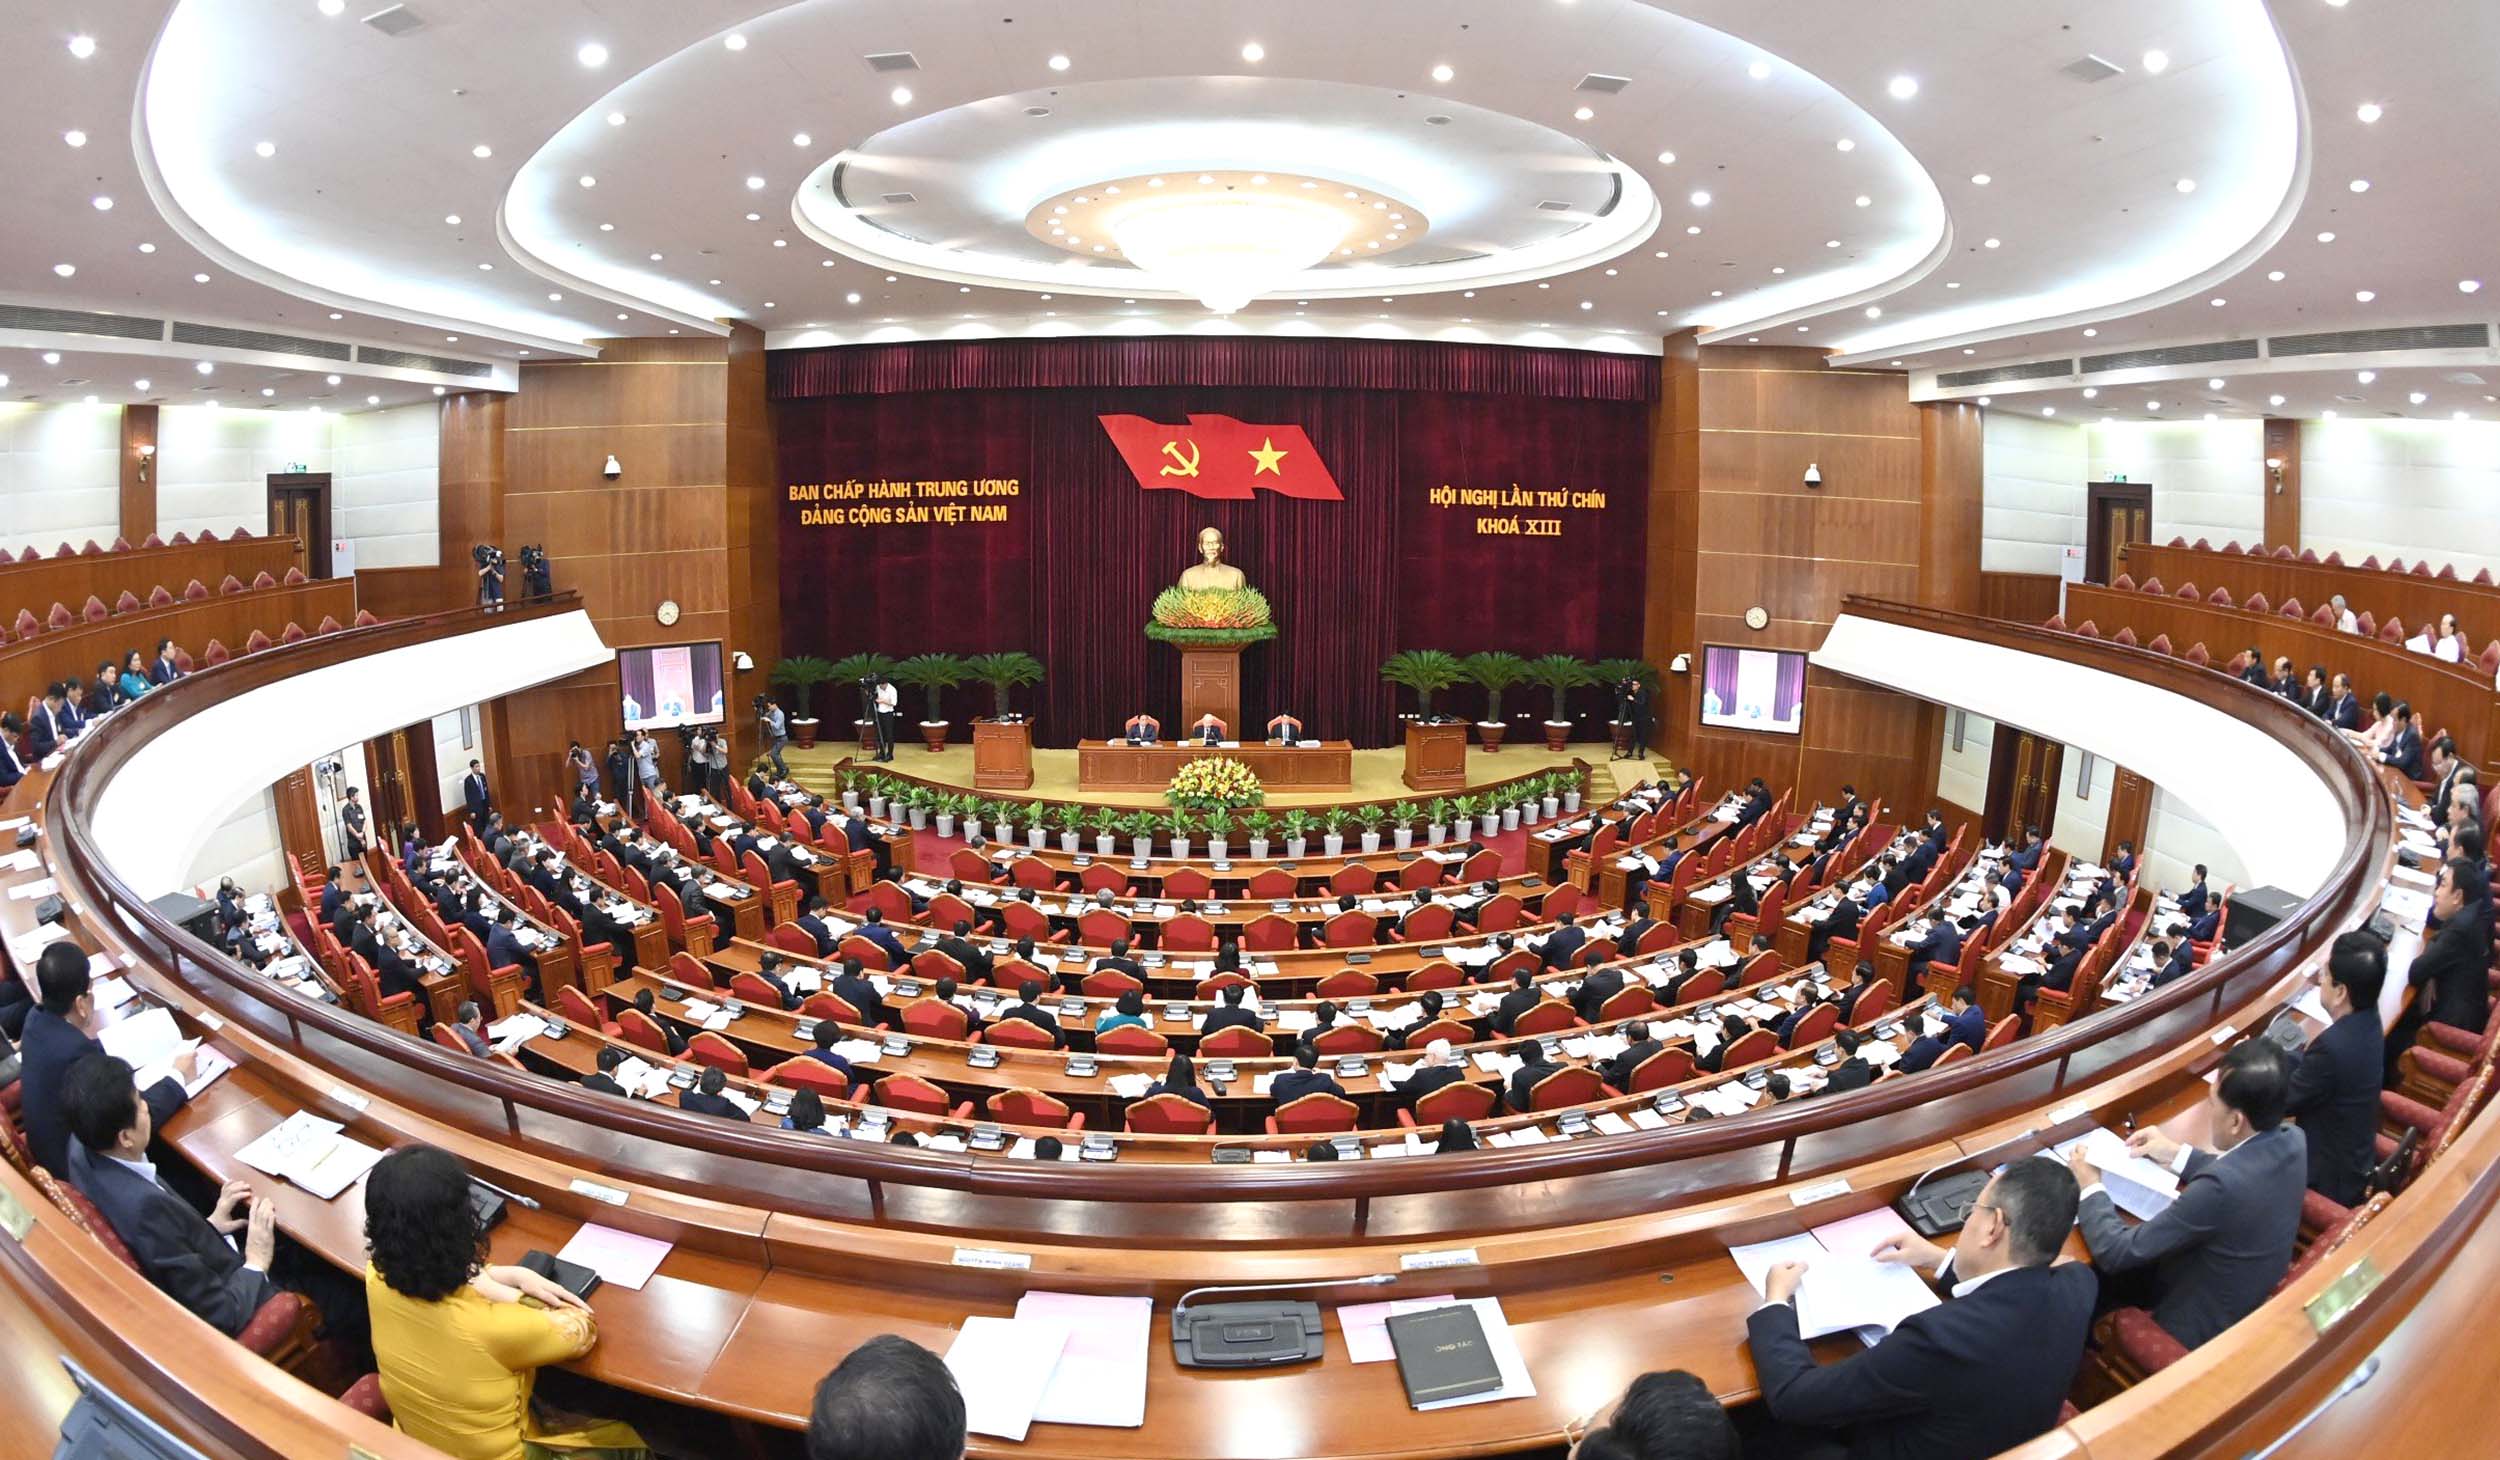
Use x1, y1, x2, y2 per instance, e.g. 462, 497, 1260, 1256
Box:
1158, 439, 1202, 477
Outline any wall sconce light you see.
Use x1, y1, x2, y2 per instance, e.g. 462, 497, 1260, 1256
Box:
135, 442, 155, 484
731, 651, 755, 672
2264, 457, 2284, 493
601, 453, 622, 480
1802, 462, 1823, 489
1668, 653, 1692, 674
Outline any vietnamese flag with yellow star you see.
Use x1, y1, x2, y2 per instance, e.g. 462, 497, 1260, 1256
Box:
1097, 413, 1345, 501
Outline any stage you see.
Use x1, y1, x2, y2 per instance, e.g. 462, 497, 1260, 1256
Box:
784, 737, 1666, 809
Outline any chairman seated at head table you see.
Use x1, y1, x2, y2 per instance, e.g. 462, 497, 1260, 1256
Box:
1120, 713, 1162, 744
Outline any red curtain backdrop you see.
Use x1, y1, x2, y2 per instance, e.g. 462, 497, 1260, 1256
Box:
773, 339, 1654, 749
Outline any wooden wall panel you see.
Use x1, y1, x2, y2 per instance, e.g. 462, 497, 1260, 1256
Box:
2262, 417, 2301, 550
1917, 400, 1984, 615
0, 538, 300, 623
117, 405, 157, 544
1980, 571, 2063, 625
1646, 331, 1702, 756
722, 322, 783, 759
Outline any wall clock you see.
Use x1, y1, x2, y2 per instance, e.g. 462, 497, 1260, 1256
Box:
656, 599, 682, 626
1744, 606, 1769, 631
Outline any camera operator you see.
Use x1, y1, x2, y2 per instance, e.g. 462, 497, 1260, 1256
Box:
519, 544, 552, 601
472, 543, 505, 609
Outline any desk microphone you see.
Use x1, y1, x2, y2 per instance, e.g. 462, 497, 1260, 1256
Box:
1897, 1123, 2044, 1238
1170, 1274, 1395, 1369
468, 1173, 542, 1211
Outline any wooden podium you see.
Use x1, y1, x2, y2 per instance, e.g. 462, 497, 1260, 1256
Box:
971, 719, 1034, 790
1174, 642, 1246, 740
1402, 720, 1469, 792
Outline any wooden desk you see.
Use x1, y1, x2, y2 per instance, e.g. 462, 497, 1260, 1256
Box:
1076, 739, 1355, 792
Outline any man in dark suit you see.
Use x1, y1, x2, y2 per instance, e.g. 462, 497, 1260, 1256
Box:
1832, 785, 1862, 828
1747, 1159, 2094, 1460
0, 713, 27, 792
2290, 932, 2387, 1206
2301, 665, 2332, 719
61, 1054, 275, 1336
1736, 779, 1773, 829
935, 921, 995, 985
318, 867, 348, 924
1820, 1027, 1876, 1093
1831, 960, 1886, 1024
1269, 1043, 1345, 1109
2385, 859, 2492, 1079
1505, 1048, 1564, 1112
2267, 655, 2301, 702
1538, 912, 1588, 972
2237, 648, 2269, 688
679, 1066, 746, 1119
997, 979, 1064, 1047
1570, 949, 1626, 1023
2008, 826, 2044, 876
844, 812, 894, 879
461, 759, 492, 824
1903, 915, 1962, 983
2147, 937, 2197, 988
581, 1045, 632, 1097
1397, 1040, 1469, 1112
797, 1021, 861, 1091
2379, 702, 2425, 779
1089, 937, 1144, 989
830, 957, 895, 1031
27, 684, 70, 758
1807, 893, 1862, 965
1489, 968, 1544, 1036
444, 1001, 493, 1055
856, 907, 909, 970
795, 895, 840, 958
744, 953, 802, 1011
2071, 1039, 2306, 1350
1605, 1022, 1666, 1090
1898, 985, 1986, 1072
22, 945, 196, 1176
2177, 864, 2211, 919
1617, 904, 1662, 956
149, 638, 183, 686
484, 908, 529, 977
2427, 735, 2463, 823
2327, 673, 2363, 732
1198, 984, 1264, 1039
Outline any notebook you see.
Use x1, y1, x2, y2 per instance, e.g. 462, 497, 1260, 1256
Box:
1386, 1303, 1503, 1406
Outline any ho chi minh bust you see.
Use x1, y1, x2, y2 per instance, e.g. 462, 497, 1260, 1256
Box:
1176, 526, 1249, 591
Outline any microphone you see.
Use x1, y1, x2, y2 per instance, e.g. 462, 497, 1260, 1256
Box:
1172, 1273, 1393, 1317
1897, 1123, 2044, 1238
467, 1173, 541, 1211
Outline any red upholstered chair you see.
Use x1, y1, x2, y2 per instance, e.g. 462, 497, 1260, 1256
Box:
1783, 1002, 1839, 1048
283, 565, 308, 585
2075, 620, 2100, 637
1405, 1016, 1476, 1049
1096, 1023, 1169, 1056
2111, 573, 2135, 592
1162, 913, 1216, 951
1476, 893, 1524, 932
801, 992, 863, 1026
668, 950, 717, 991
765, 1058, 854, 1097
1596, 985, 1657, 1023
217, 574, 245, 595
1487, 949, 1541, 985
1193, 971, 1250, 1001
1313, 968, 1379, 999
2413, 559, 2437, 577
686, 1031, 749, 1075
279, 621, 308, 644
1266, 1093, 1360, 1135
1163, 867, 1213, 899
1983, 1015, 2021, 1050
912, 950, 967, 985
730, 971, 789, 1009
1312, 1022, 1384, 1055
1247, 868, 1296, 898
1126, 1093, 1214, 1134
1243, 913, 1298, 951
1626, 1045, 1698, 1092
1012, 857, 1066, 891
147, 584, 176, 608
354, 608, 381, 626
990, 1087, 1084, 1131
80, 595, 107, 623
430, 1023, 472, 1054
1329, 864, 1377, 896
1398, 857, 1446, 891
2146, 633, 2173, 656
2111, 626, 2138, 647
553, 985, 618, 1036
45, 602, 73, 631
113, 589, 141, 615
925, 892, 977, 930
1079, 863, 1132, 896
1632, 920, 1676, 956
242, 629, 274, 654
1394, 903, 1455, 942
836, 935, 890, 971
1525, 1066, 1607, 1111
2041, 614, 2067, 632
983, 1017, 1059, 1050
250, 570, 276, 590
202, 639, 231, 666
616, 1007, 672, 1055
2141, 577, 2168, 596
1079, 908, 1132, 945
1080, 967, 1143, 997
1851, 980, 1899, 1023
998, 901, 1066, 944
1322, 910, 1375, 947
1198, 1024, 1274, 1059
1397, 1081, 1497, 1128
873, 1075, 972, 1119
764, 923, 816, 957
1718, 1027, 1779, 1068
2379, 617, 2407, 645
948, 848, 998, 883
2222, 540, 2242, 554
900, 996, 972, 1041
1511, 1000, 1578, 1037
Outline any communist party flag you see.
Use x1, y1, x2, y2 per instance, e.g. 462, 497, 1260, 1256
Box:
1097, 413, 1344, 501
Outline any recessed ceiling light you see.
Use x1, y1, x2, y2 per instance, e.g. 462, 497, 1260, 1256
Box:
63, 129, 86, 148
2461, 279, 2484, 294
1945, 281, 1961, 288
891, 86, 913, 105
477, 262, 493, 271
1710, 290, 1723, 297
472, 143, 493, 159
434, 386, 447, 396
2175, 178, 2196, 193
1688, 189, 1711, 207
1796, 325, 1809, 332
845, 292, 861, 304
616, 313, 627, 320
1835, 138, 1855, 152
578, 174, 596, 188
1962, 347, 1976, 355
1579, 300, 1593, 310
2357, 370, 2377, 383
2347, 178, 2370, 193
577, 42, 608, 68
1855, 195, 1872, 207
746, 175, 766, 190
547, 291, 562, 301
2082, 387, 2098, 398
1747, 60, 1771, 79
1826, 239, 1841, 248
792, 132, 812, 147
1686, 225, 1702, 234
444, 213, 461, 225
1656, 150, 1677, 165
323, 374, 341, 386
1462, 290, 1475, 298
773, 238, 787, 247
605, 112, 628, 128
723, 32, 747, 51
1573, 105, 1594, 121
2208, 378, 2226, 389
1430, 63, 1454, 82
1771, 266, 1786, 275
254, 140, 276, 158
1241, 41, 1265, 62
2082, 327, 2097, 336
68, 34, 97, 59
1047, 53, 1071, 72
327, 310, 341, 318
1864, 306, 1882, 318
41, 352, 61, 365
319, 0, 346, 13
2410, 391, 2429, 405
2146, 401, 2162, 411
445, 335, 459, 342
1983, 237, 2001, 248
820, 258, 834, 266
260, 387, 276, 397
746, 212, 760, 221
2316, 231, 2336, 244
2354, 289, 2375, 302
600, 222, 615, 230
2321, 408, 2336, 418
1976, 395, 1991, 405
367, 395, 381, 405
91, 195, 112, 210
1970, 173, 1991, 186
2268, 270, 2285, 281
2041, 406, 2056, 416
195, 361, 213, 374
1887, 75, 1919, 100
2209, 297, 2226, 306
1536, 282, 1550, 289
51, 263, 74, 278
2141, 49, 2170, 73
2268, 394, 2285, 406
2356, 101, 2383, 123
648, 252, 662, 261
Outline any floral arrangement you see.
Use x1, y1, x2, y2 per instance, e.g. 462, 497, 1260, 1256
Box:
1145, 586, 1279, 645
1165, 756, 1267, 811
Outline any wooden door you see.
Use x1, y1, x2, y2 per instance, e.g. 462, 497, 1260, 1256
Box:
2085, 482, 2151, 585
364, 728, 415, 847
1983, 729, 2063, 844
266, 472, 333, 577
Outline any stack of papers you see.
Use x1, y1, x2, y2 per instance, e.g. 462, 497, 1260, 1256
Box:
2055, 1127, 2181, 1219
554, 1223, 673, 1290
234, 1111, 385, 1200
1728, 1206, 1941, 1341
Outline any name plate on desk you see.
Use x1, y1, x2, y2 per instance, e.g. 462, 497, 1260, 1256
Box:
967, 1046, 1002, 1069
952, 1247, 1034, 1271
1344, 952, 1373, 965
1789, 1177, 1853, 1206
568, 1178, 627, 1206
1066, 1053, 1100, 1077
1130, 858, 1151, 870
1400, 1247, 1482, 1272
1073, 855, 1092, 867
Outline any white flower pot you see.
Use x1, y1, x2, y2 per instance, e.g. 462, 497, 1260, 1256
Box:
842, 790, 861, 812
907, 807, 927, 829
962, 819, 981, 841
1360, 831, 1382, 854
1393, 827, 1413, 850
1502, 807, 1522, 831
1172, 837, 1192, 860
1031, 827, 1050, 850
1427, 823, 1448, 846
1096, 833, 1117, 856
1323, 834, 1345, 856
1060, 831, 1081, 852
936, 815, 956, 837
1209, 837, 1228, 859
994, 821, 1014, 844
867, 795, 887, 819
1248, 837, 1270, 859
1564, 791, 1583, 813
1285, 836, 1307, 858
1132, 836, 1153, 859
1479, 814, 1500, 836
1543, 795, 1560, 819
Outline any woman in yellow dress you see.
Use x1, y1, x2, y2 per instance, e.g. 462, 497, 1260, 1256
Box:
364, 1145, 647, 1460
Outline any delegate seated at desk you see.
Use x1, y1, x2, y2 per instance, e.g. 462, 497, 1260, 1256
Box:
1121, 714, 1161, 745
1266, 713, 1304, 744
1190, 714, 1226, 746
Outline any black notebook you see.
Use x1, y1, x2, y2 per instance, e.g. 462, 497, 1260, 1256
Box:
1385, 1303, 1501, 1406
518, 1249, 602, 1301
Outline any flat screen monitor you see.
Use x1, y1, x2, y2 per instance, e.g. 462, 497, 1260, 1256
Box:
1698, 645, 1806, 735
617, 642, 724, 730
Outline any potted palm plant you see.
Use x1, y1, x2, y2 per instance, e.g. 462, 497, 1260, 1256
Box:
1355, 803, 1386, 854
1388, 801, 1420, 851
1127, 809, 1158, 861
1165, 808, 1194, 860
1320, 807, 1350, 858
828, 652, 897, 753
1524, 654, 1593, 752
1538, 772, 1563, 821
855, 771, 886, 818
1028, 803, 1052, 850
964, 651, 1044, 721
1091, 806, 1119, 857
1379, 649, 1467, 724
933, 792, 967, 839
1474, 793, 1502, 838
902, 784, 934, 830
1280, 808, 1313, 859
1244, 808, 1275, 859
1460, 651, 1530, 752
1563, 767, 1586, 814
890, 653, 969, 752
1204, 806, 1235, 860
768, 655, 838, 749
1500, 785, 1524, 832
977, 799, 1006, 843
1424, 797, 1453, 846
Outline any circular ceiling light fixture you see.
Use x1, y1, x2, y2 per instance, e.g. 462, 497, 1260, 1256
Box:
1107, 191, 1352, 313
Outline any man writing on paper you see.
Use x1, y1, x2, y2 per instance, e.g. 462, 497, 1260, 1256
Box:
21, 944, 197, 1176
1747, 1160, 2095, 1460
2068, 1038, 2305, 1350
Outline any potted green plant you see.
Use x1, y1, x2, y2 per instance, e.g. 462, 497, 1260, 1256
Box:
1354, 803, 1387, 855
1459, 651, 1530, 753
1563, 765, 1588, 814
932, 791, 969, 839
1320, 806, 1351, 858
1594, 658, 1660, 759
766, 655, 838, 749
963, 651, 1045, 721
902, 783, 935, 830
890, 653, 969, 752
1164, 807, 1195, 860
1127, 809, 1159, 861
1243, 808, 1275, 859
1388, 800, 1420, 851
828, 652, 897, 753
1472, 792, 1502, 839
1524, 654, 1593, 752
854, 770, 887, 818
1090, 806, 1119, 858
1204, 806, 1235, 860
1424, 796, 1454, 846
1279, 808, 1313, 859
1536, 772, 1563, 821
1379, 649, 1467, 724
972, 798, 1005, 842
